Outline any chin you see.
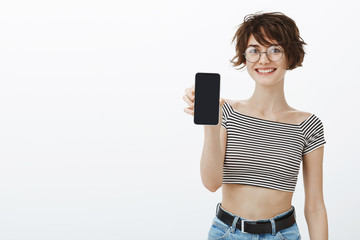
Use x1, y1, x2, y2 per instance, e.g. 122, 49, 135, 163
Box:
252, 75, 282, 85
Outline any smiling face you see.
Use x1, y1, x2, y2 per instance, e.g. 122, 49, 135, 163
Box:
245, 34, 288, 85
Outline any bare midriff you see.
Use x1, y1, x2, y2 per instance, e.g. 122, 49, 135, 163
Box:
221, 183, 293, 221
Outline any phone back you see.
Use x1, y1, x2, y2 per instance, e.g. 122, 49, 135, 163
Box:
194, 72, 220, 125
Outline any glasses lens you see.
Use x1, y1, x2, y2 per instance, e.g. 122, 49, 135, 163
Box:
267, 45, 283, 62
244, 47, 259, 62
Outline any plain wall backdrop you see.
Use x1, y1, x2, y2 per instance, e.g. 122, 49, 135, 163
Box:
0, 0, 359, 239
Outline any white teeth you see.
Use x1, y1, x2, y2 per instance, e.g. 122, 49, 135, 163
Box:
257, 68, 275, 73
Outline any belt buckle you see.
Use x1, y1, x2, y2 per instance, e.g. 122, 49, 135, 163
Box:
240, 219, 248, 233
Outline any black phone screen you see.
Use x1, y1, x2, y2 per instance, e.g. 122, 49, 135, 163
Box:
194, 72, 220, 125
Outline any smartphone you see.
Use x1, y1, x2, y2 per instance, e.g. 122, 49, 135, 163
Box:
194, 72, 221, 125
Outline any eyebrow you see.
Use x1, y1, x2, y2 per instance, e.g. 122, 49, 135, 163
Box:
247, 44, 280, 48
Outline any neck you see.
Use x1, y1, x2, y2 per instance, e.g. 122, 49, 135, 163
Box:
246, 78, 290, 115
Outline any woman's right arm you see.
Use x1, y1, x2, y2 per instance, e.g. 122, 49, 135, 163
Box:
183, 85, 227, 192
200, 122, 227, 192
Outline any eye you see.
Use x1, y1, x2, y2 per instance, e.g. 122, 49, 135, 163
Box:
269, 46, 282, 53
247, 47, 259, 54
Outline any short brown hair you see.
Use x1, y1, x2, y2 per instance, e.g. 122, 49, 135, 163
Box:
230, 12, 306, 70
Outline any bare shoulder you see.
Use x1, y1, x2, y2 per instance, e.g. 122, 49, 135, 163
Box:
223, 99, 239, 108
287, 108, 313, 123
223, 99, 250, 113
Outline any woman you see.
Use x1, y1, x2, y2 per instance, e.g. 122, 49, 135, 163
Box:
183, 12, 328, 240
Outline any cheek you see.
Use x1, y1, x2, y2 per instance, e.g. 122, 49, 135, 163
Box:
246, 65, 254, 75
281, 55, 289, 69
245, 62, 254, 71
273, 60, 287, 71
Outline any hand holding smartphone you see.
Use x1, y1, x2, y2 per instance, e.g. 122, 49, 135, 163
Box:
194, 72, 221, 125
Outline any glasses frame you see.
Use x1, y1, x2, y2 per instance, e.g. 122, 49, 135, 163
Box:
242, 45, 285, 63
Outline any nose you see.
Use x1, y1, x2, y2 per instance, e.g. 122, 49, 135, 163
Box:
258, 51, 271, 64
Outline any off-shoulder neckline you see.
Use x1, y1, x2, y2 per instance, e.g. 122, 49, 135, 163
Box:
224, 101, 314, 126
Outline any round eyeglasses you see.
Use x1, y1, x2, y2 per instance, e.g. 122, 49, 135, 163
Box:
243, 45, 284, 63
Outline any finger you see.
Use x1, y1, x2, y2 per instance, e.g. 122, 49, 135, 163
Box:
185, 88, 195, 101
184, 107, 194, 116
185, 88, 191, 97
183, 94, 194, 107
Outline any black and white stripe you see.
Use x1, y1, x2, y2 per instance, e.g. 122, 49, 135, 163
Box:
221, 101, 326, 192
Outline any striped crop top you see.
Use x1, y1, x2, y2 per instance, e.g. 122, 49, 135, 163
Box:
221, 101, 326, 192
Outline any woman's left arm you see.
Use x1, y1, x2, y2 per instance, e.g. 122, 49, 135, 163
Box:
302, 146, 328, 240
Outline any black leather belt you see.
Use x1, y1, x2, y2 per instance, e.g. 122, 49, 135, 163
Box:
216, 204, 296, 234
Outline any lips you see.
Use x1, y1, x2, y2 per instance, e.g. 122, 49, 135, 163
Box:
255, 68, 277, 73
